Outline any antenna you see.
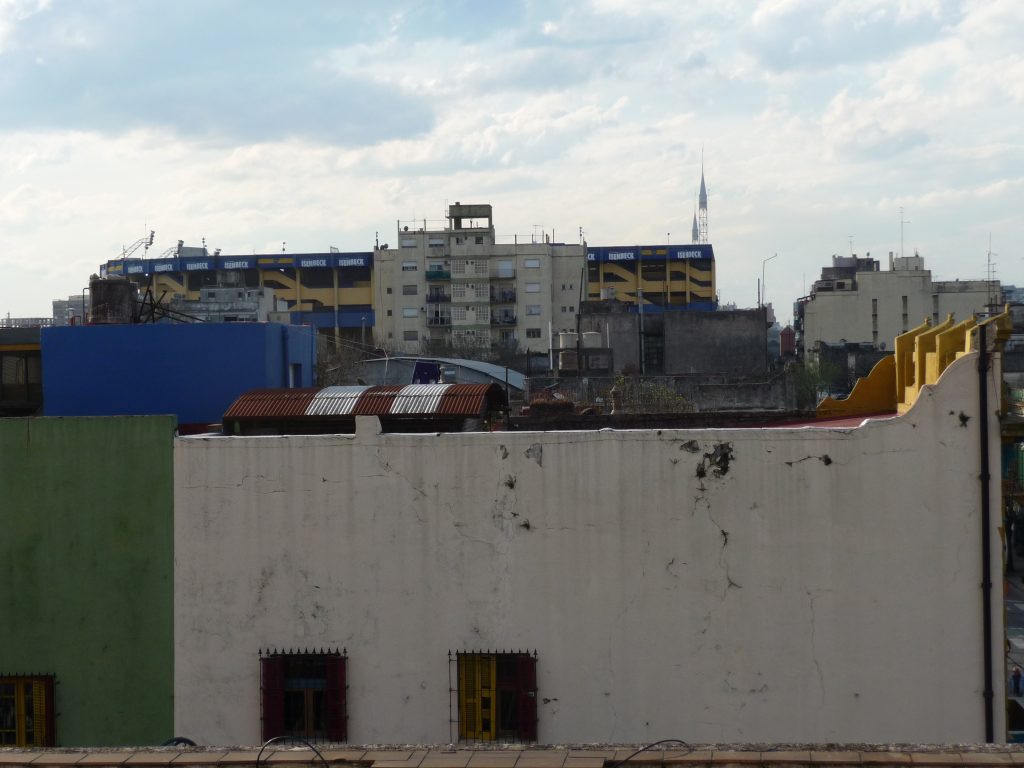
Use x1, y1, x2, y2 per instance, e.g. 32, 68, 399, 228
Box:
848, 235, 854, 256
987, 234, 999, 309
899, 207, 910, 260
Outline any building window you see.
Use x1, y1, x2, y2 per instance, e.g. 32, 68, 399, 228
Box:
402, 261, 418, 272
524, 259, 540, 269
453, 285, 467, 298
0, 675, 55, 747
260, 650, 346, 743
403, 307, 419, 318
569, 306, 574, 313
454, 651, 536, 742
453, 261, 467, 275
525, 283, 541, 293
387, 310, 392, 317
526, 328, 542, 339
402, 285, 418, 296
526, 305, 542, 316
404, 330, 419, 341
386, 287, 393, 294
452, 307, 468, 321
475, 285, 489, 299
474, 236, 484, 244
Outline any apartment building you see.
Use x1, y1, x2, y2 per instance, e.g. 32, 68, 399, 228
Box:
373, 204, 585, 354
796, 252, 999, 359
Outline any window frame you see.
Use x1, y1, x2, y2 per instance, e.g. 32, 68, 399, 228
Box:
452, 651, 537, 743
0, 674, 55, 747
260, 649, 347, 743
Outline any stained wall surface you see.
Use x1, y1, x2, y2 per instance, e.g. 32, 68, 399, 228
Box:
174, 354, 1004, 745
1, 416, 175, 746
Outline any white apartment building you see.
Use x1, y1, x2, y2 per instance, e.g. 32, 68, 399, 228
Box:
373, 204, 585, 354
797, 252, 999, 358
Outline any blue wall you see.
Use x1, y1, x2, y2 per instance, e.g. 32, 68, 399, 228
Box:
42, 323, 316, 427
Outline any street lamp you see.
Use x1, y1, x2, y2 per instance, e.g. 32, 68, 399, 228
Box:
761, 253, 778, 307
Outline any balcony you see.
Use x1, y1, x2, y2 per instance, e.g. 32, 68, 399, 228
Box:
491, 314, 518, 326
427, 291, 451, 302
427, 315, 452, 327
490, 289, 517, 303
426, 269, 451, 281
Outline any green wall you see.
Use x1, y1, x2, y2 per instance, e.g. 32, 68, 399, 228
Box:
0, 416, 175, 746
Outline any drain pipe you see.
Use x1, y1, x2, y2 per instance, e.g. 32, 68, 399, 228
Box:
979, 320, 995, 742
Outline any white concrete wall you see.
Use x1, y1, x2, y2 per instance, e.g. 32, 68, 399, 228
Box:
174, 353, 1004, 745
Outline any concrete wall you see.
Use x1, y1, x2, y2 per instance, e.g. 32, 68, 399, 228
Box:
663, 308, 767, 375
174, 354, 1004, 745
42, 322, 316, 427
1, 416, 175, 746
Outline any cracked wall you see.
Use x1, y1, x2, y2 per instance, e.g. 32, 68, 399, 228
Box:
173, 354, 1004, 745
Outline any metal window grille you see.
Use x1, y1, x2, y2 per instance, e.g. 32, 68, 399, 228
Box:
449, 650, 537, 743
259, 648, 347, 743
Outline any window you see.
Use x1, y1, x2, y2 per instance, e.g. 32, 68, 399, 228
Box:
474, 235, 484, 244
526, 328, 542, 339
526, 305, 542, 316
261, 650, 346, 742
403, 307, 419, 318
453, 261, 467, 275
452, 307, 468, 321
386, 287, 393, 294
524, 259, 540, 269
453, 285, 467, 298
402, 285, 418, 296
387, 310, 392, 316
569, 306, 575, 313
475, 285, 489, 299
561, 306, 566, 313
402, 261, 418, 272
525, 283, 541, 293
0, 675, 55, 747
404, 330, 419, 341
455, 652, 536, 742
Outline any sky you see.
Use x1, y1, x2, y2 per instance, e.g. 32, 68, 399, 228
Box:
1, 0, 1022, 324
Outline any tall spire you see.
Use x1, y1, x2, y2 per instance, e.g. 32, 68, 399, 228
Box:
691, 206, 699, 244
697, 158, 708, 244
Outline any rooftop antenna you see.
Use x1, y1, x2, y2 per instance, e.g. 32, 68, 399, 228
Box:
900, 207, 910, 260
987, 234, 999, 308
848, 235, 854, 256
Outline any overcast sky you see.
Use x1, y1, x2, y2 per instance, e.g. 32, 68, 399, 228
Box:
1, 0, 1021, 323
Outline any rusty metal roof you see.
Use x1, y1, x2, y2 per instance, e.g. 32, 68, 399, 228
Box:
223, 384, 507, 426
436, 383, 505, 417
222, 388, 318, 419
351, 385, 403, 416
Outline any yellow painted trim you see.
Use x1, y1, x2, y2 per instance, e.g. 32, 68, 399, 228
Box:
816, 355, 896, 419
894, 318, 931, 411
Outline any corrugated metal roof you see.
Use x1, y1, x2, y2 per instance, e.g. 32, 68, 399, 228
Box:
305, 385, 369, 416
223, 383, 507, 426
437, 383, 502, 417
351, 385, 403, 416
362, 356, 526, 391
389, 384, 451, 415
223, 388, 319, 419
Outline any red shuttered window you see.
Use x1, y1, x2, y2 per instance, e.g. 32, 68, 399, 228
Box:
260, 650, 346, 743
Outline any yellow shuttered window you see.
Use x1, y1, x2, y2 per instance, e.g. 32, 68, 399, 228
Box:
0, 676, 55, 747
